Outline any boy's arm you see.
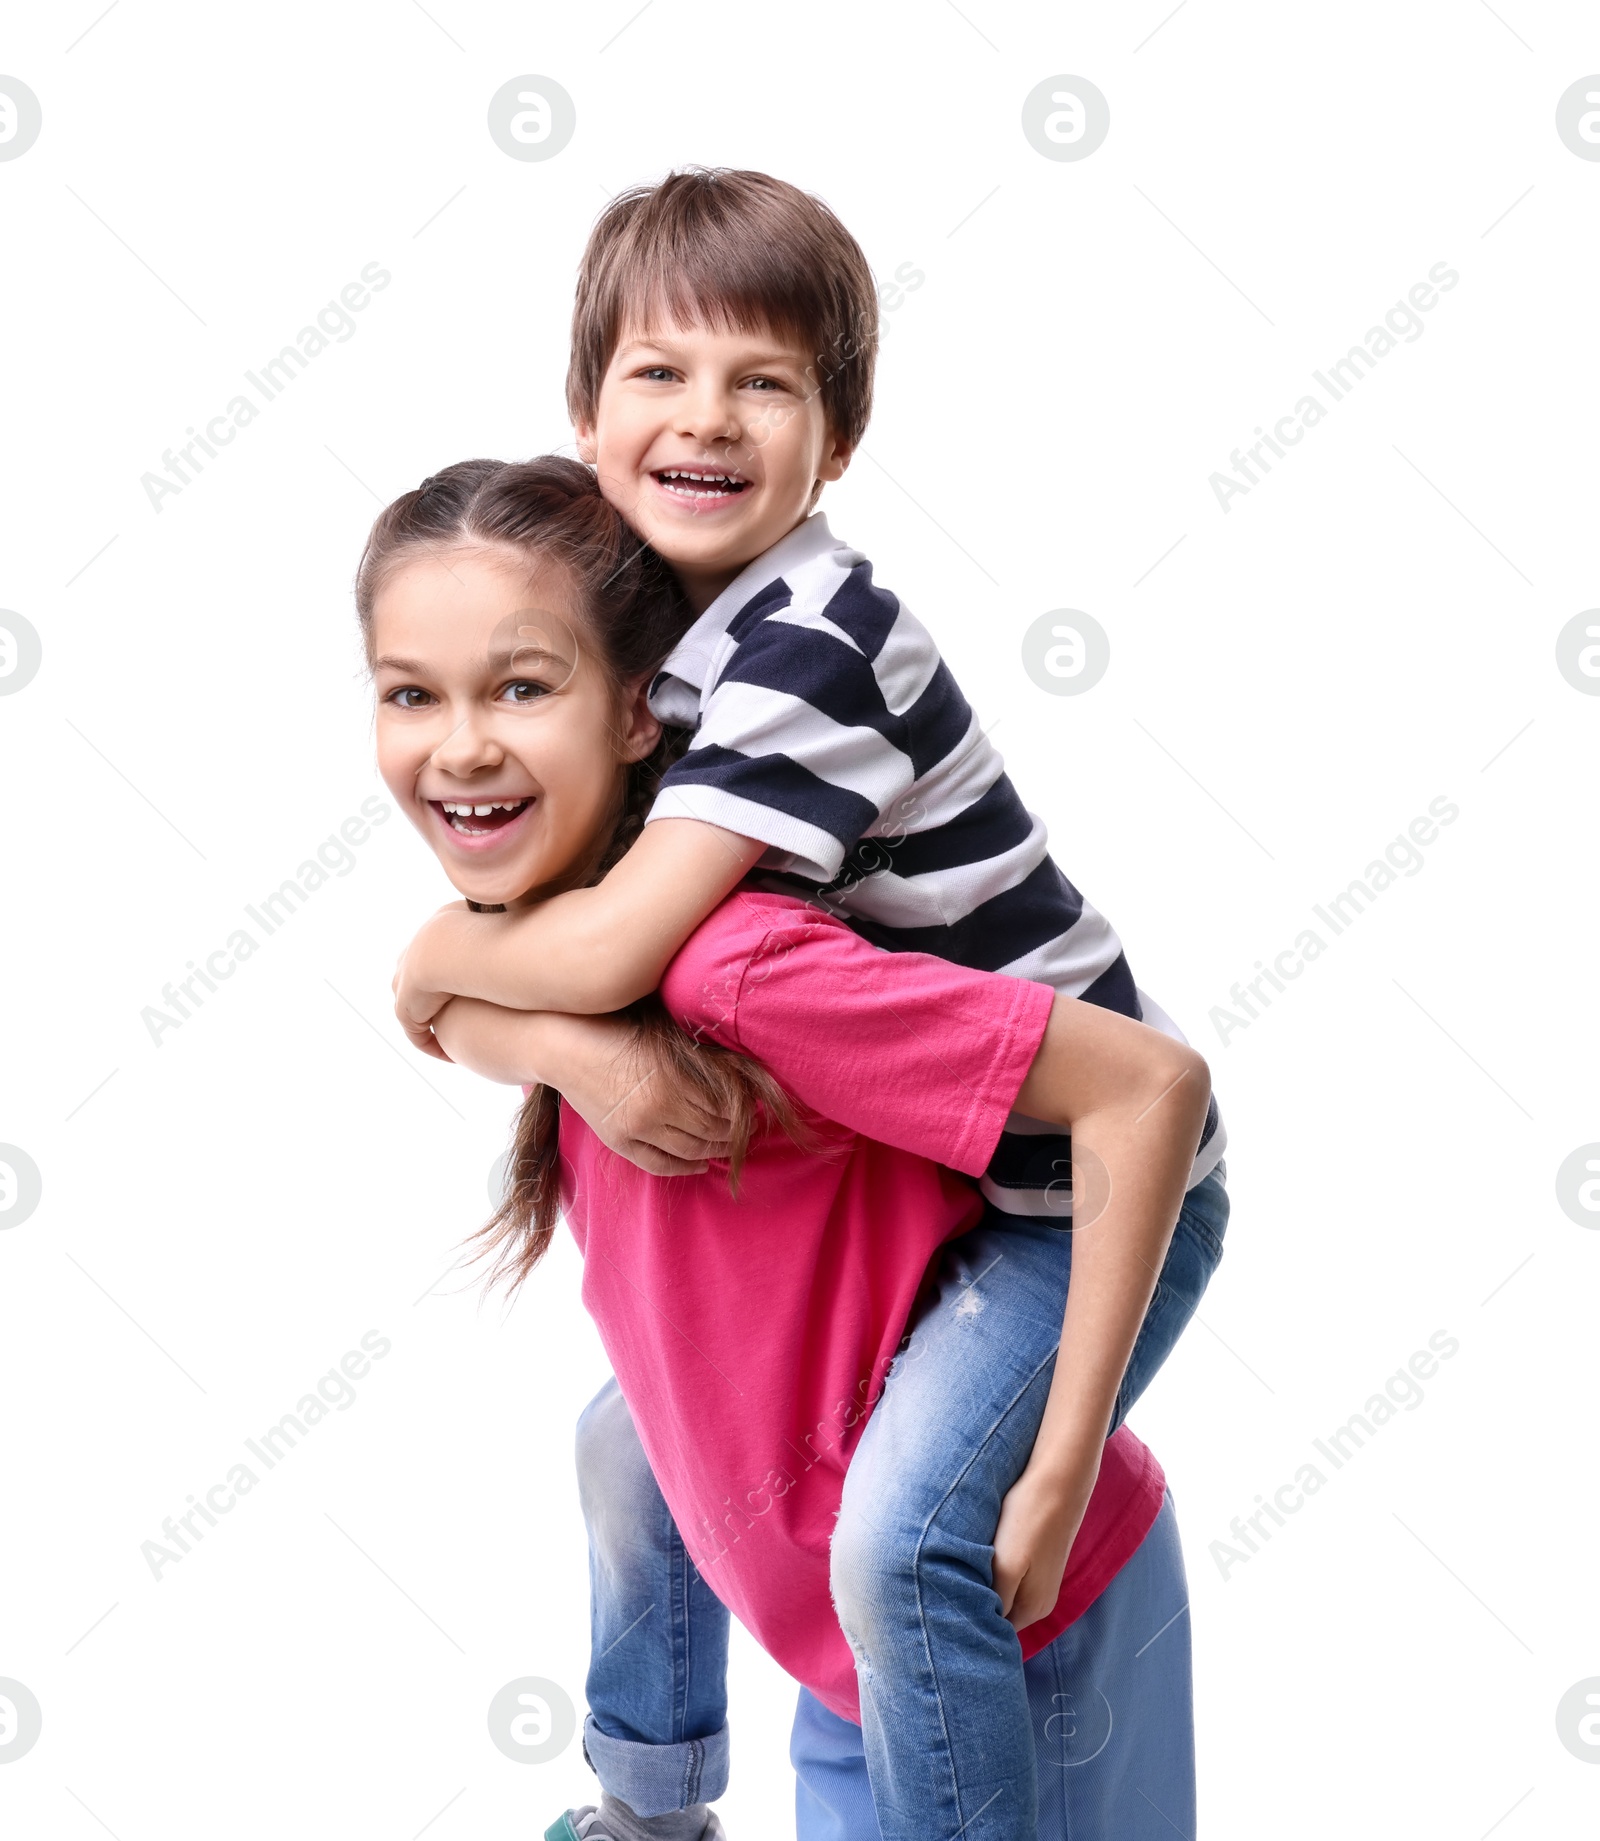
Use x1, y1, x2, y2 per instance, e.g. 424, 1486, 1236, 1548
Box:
993, 999, 1212, 1630
394, 818, 767, 1050
396, 587, 928, 1050
431, 998, 736, 1176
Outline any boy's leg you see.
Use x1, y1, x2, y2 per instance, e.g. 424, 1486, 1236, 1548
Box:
795, 1490, 1195, 1841
828, 1175, 1224, 1841
829, 1212, 1069, 1841
575, 1378, 731, 1818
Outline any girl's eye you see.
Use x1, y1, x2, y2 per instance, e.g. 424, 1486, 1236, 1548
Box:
500, 679, 551, 704
385, 686, 433, 710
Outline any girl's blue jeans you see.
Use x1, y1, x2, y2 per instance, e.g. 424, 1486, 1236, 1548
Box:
791, 1487, 1195, 1841
575, 1165, 1229, 1839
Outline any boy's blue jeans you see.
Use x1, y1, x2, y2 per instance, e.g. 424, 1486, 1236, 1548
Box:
575, 1167, 1228, 1838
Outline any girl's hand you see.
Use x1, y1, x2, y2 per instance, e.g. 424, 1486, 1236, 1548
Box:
554, 1014, 736, 1176
393, 902, 473, 1057
991, 1446, 1103, 1631
427, 1002, 735, 1176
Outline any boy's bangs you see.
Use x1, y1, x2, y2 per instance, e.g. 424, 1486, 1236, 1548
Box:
614, 240, 821, 355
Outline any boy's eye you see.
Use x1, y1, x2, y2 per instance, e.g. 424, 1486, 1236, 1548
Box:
745, 375, 784, 392
638, 365, 678, 383
384, 686, 434, 709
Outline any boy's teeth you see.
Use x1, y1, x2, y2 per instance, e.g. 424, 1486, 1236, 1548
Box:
659, 469, 746, 496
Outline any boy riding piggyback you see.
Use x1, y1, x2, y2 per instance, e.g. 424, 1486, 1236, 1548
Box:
394, 170, 1229, 1840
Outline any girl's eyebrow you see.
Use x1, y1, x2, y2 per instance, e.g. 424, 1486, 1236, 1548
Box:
372, 646, 569, 675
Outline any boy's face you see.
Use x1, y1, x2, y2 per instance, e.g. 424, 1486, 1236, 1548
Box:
576, 316, 853, 612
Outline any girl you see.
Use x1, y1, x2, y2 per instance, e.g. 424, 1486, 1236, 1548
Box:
358, 457, 1226, 1841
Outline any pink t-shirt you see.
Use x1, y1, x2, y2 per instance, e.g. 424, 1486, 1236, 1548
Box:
559, 890, 1167, 1724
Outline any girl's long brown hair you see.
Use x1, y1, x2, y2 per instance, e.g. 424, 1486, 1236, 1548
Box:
357, 455, 803, 1300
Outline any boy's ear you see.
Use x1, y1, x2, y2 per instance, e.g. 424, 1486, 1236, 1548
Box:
809, 432, 854, 508
617, 676, 663, 763
575, 421, 598, 465
816, 430, 854, 486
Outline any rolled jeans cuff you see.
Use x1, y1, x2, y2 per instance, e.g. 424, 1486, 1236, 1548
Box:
581, 1714, 730, 1817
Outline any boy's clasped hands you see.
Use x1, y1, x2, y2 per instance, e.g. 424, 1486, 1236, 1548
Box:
395, 902, 737, 1174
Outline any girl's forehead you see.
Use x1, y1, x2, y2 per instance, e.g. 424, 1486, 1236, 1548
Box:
384, 542, 550, 599
371, 547, 588, 673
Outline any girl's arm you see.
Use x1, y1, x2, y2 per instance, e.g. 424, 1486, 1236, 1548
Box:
394, 820, 766, 1051
432, 998, 734, 1175
995, 997, 1213, 1628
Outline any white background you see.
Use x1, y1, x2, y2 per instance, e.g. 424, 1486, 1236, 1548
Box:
2, 1, 1597, 1835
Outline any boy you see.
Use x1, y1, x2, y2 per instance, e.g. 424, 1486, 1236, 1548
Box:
394, 169, 1227, 1839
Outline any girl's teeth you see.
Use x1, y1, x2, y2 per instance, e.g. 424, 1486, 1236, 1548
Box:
437, 798, 531, 836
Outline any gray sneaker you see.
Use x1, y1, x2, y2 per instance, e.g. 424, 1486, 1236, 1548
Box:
544, 1809, 727, 1841
546, 1812, 610, 1841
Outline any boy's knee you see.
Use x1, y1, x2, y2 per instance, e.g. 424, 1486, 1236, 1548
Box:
832, 1483, 1009, 1667
829, 1496, 923, 1641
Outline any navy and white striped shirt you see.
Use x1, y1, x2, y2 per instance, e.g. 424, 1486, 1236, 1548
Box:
646, 513, 1225, 1217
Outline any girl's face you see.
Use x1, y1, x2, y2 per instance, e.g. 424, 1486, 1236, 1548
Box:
371, 547, 661, 909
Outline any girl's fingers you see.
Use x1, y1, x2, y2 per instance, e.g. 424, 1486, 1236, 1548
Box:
619, 1140, 710, 1177
658, 1107, 732, 1142
650, 1127, 734, 1161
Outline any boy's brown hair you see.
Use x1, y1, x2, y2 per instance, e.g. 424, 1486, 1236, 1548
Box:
567, 167, 879, 450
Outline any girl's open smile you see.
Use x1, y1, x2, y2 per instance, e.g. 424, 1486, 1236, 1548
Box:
427, 795, 537, 846
372, 534, 664, 911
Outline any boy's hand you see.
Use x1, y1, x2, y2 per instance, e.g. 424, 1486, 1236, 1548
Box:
393, 902, 477, 1058
991, 1444, 1103, 1631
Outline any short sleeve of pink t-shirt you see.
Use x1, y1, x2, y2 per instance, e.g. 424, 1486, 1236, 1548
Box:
660, 890, 1056, 1175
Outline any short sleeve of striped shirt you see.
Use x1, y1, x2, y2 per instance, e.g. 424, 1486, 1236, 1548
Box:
647, 567, 949, 883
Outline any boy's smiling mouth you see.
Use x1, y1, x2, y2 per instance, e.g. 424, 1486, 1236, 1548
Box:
651, 466, 752, 505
